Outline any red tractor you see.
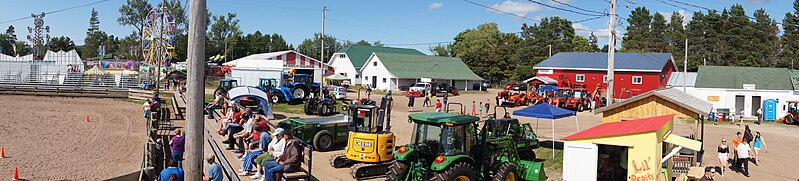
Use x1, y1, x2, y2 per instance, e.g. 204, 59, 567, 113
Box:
549, 87, 572, 107
562, 88, 590, 112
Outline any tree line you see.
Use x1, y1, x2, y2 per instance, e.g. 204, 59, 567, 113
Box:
449, 1, 799, 83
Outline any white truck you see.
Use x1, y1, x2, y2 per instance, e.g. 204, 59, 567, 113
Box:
408, 82, 432, 93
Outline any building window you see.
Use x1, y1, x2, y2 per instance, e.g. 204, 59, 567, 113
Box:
365, 76, 368, 80
603, 75, 608, 83
373, 61, 378, 66
382, 78, 387, 83
339, 54, 346, 58
576, 74, 585, 82
632, 76, 643, 84
356, 74, 360, 78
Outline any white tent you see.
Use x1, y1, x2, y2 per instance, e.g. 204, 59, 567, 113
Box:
228, 86, 274, 119
230, 58, 285, 87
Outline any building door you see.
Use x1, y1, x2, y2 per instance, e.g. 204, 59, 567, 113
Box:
372, 76, 377, 89
752, 96, 761, 116
735, 95, 745, 115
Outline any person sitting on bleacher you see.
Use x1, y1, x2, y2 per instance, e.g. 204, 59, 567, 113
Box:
206, 92, 226, 119
225, 108, 252, 151
217, 107, 242, 135
231, 109, 256, 153
240, 113, 269, 158
263, 130, 303, 181
239, 124, 272, 177
254, 128, 285, 180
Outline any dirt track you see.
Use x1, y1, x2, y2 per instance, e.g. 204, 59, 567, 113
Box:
0, 95, 146, 180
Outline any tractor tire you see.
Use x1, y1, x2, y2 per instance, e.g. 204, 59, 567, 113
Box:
386, 160, 409, 181
786, 115, 795, 124
577, 104, 585, 112
430, 162, 477, 181
313, 130, 335, 151
270, 94, 280, 104
491, 163, 518, 181
319, 104, 330, 116
304, 101, 316, 115
341, 105, 349, 113
292, 86, 307, 99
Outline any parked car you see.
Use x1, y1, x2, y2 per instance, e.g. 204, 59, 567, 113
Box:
408, 82, 432, 93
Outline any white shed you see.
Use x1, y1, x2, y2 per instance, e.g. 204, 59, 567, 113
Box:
360, 52, 483, 91
228, 50, 334, 87
329, 45, 425, 86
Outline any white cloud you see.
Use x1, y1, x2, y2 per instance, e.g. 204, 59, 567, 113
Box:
659, 10, 693, 26
778, 23, 784, 33
488, 0, 541, 17
428, 2, 444, 11
746, 0, 768, 4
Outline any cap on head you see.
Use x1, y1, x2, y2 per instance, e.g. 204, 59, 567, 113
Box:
205, 154, 216, 162
272, 128, 285, 136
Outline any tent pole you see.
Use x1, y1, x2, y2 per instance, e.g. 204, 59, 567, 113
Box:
536, 118, 539, 133
576, 116, 580, 132
552, 119, 555, 159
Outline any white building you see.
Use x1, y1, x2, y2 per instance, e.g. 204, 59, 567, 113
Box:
228, 50, 333, 87
328, 45, 425, 85
360, 52, 483, 91
671, 66, 799, 119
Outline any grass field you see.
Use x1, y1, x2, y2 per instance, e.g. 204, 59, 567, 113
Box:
271, 103, 305, 115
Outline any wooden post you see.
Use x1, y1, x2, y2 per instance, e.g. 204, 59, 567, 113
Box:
185, 0, 207, 180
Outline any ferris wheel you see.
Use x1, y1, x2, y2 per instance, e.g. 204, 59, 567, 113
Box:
142, 5, 177, 66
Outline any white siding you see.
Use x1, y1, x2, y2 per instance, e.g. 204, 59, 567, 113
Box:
230, 68, 284, 87
328, 53, 361, 85
686, 87, 799, 117
360, 55, 396, 91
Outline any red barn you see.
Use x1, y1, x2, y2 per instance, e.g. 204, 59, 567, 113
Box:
532, 52, 676, 99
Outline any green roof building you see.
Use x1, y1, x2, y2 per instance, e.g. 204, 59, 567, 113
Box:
328, 45, 425, 85
360, 52, 482, 91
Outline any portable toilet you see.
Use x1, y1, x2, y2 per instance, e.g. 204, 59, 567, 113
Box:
764, 99, 777, 121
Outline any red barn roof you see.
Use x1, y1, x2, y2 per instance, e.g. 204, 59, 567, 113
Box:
563, 114, 675, 141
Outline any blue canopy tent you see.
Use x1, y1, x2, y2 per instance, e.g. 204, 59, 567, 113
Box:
539, 85, 558, 92
228, 86, 274, 120
513, 103, 578, 158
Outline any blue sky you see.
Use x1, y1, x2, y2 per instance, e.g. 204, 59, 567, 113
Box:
0, 0, 791, 54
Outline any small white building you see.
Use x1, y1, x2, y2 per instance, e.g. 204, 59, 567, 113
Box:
360, 52, 483, 91
228, 50, 333, 87
673, 66, 799, 118
328, 45, 425, 85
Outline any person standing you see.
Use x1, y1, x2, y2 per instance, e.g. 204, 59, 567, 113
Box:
204, 154, 223, 181
756, 106, 763, 125
700, 167, 716, 181
158, 160, 184, 181
435, 99, 442, 112
427, 92, 433, 107
744, 125, 753, 145
442, 94, 448, 112
171, 129, 186, 167
143, 99, 152, 120
736, 138, 752, 177
732, 132, 743, 169
471, 101, 477, 115
408, 94, 415, 112
753, 131, 766, 165
484, 99, 490, 114
478, 102, 483, 117
717, 139, 729, 175
422, 91, 430, 107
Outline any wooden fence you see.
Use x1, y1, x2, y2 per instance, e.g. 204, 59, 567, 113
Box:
128, 89, 156, 101
0, 84, 128, 98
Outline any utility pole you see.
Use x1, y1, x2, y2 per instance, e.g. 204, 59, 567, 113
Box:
703, 57, 706, 66
185, 0, 206, 180
606, 0, 617, 104
684, 39, 688, 92
548, 44, 552, 57
320, 5, 327, 97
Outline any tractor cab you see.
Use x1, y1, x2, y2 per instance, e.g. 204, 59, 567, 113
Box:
291, 74, 313, 85
348, 104, 381, 133
258, 78, 279, 92
404, 113, 477, 160
215, 79, 238, 95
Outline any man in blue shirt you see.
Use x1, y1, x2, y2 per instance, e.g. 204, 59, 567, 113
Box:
204, 154, 223, 181
158, 160, 184, 181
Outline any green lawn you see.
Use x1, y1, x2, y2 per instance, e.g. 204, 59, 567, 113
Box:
537, 147, 564, 178
271, 103, 305, 115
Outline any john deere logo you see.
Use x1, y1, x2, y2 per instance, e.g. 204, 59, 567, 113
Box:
355, 141, 372, 147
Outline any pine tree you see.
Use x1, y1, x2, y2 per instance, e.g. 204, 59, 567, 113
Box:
622, 7, 652, 51
726, 5, 756, 66
667, 12, 686, 69
83, 8, 105, 59
589, 32, 600, 52
784, 0, 799, 69
751, 9, 780, 67
649, 12, 668, 52
686, 11, 707, 71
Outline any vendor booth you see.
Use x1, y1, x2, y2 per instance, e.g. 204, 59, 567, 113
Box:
561, 114, 702, 181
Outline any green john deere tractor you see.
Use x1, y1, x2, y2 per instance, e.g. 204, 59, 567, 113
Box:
387, 112, 546, 181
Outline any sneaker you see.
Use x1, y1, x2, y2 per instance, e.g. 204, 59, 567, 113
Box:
238, 171, 251, 176
249, 174, 261, 179
238, 168, 244, 172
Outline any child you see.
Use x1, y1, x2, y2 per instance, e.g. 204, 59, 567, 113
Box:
478, 102, 483, 117
471, 101, 477, 115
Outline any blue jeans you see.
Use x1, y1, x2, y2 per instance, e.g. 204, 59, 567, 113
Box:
242, 151, 263, 172
206, 105, 222, 117
263, 161, 285, 181
144, 110, 150, 119
224, 123, 241, 132
172, 151, 183, 168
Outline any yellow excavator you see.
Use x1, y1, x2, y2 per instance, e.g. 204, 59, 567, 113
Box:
330, 92, 395, 179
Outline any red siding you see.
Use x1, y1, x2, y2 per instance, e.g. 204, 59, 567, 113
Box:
537, 60, 674, 99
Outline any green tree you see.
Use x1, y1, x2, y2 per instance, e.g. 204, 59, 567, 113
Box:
572, 35, 593, 52
269, 33, 290, 52
649, 12, 668, 52
208, 12, 241, 62
14, 41, 30, 56
622, 7, 652, 51
430, 44, 451, 57
751, 9, 780, 67
117, 0, 152, 60
726, 5, 755, 66
588, 32, 600, 52
5, 25, 16, 42
296, 33, 341, 62
48, 36, 75, 52
666, 11, 686, 69
83, 8, 104, 59
784, 0, 799, 69
451, 23, 507, 82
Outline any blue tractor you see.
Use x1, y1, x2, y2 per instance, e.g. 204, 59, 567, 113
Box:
285, 73, 321, 100
258, 78, 296, 104
214, 79, 238, 96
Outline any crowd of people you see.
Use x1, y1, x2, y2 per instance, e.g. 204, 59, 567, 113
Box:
714, 125, 767, 179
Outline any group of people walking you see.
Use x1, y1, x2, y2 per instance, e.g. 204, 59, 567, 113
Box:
716, 125, 767, 178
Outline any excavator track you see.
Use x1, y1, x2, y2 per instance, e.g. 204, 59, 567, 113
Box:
329, 153, 355, 168
350, 162, 392, 180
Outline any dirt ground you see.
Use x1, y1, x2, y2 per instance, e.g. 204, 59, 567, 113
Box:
0, 95, 146, 180
300, 89, 799, 181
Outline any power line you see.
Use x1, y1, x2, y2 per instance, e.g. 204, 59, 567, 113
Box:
550, 0, 607, 16
383, 41, 455, 46
462, 0, 541, 22
526, 0, 607, 17
574, 16, 605, 23
0, 0, 111, 25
